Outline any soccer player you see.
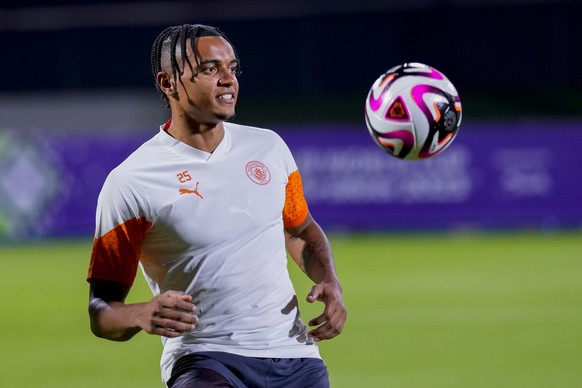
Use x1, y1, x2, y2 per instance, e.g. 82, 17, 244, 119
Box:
87, 24, 346, 387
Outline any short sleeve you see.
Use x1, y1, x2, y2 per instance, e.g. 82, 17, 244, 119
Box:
276, 136, 309, 228
282, 170, 309, 228
87, 171, 152, 286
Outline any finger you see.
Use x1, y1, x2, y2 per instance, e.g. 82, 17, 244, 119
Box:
159, 308, 198, 324
177, 293, 194, 303
308, 312, 327, 327
308, 298, 339, 326
309, 321, 341, 341
151, 326, 185, 338
309, 316, 343, 340
163, 290, 191, 300
160, 293, 196, 312
172, 299, 197, 313
306, 285, 323, 303
152, 316, 197, 333
309, 306, 346, 340
144, 312, 197, 336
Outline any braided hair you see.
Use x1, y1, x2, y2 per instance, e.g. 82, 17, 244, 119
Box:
150, 24, 240, 107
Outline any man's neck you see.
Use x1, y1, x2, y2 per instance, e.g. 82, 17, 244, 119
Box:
167, 118, 225, 153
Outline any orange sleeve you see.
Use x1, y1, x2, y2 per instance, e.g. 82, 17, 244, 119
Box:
87, 216, 152, 286
282, 170, 309, 228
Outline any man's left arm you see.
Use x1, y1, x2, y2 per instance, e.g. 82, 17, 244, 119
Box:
285, 212, 347, 341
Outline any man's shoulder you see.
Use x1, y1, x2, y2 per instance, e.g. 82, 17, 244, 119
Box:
106, 133, 163, 182
119, 132, 164, 166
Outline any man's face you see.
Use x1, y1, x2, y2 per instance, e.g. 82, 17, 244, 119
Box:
170, 36, 239, 125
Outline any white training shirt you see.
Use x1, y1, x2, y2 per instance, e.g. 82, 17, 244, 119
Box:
87, 121, 320, 385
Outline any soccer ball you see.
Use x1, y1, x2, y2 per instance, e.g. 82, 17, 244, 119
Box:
365, 62, 462, 160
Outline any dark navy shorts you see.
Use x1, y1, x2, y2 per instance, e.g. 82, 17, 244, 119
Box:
167, 351, 330, 388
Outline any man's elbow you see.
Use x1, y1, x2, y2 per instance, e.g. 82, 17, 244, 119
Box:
88, 303, 129, 342
89, 318, 133, 342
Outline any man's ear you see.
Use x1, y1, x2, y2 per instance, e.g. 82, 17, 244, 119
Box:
157, 72, 178, 98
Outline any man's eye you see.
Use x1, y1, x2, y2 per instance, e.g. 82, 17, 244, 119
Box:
229, 66, 240, 75
203, 66, 216, 74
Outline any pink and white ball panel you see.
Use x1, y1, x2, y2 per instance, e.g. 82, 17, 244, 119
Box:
365, 62, 462, 160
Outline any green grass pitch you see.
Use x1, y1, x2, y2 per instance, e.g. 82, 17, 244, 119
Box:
1, 231, 581, 387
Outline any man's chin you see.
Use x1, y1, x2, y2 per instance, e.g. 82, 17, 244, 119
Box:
216, 112, 236, 122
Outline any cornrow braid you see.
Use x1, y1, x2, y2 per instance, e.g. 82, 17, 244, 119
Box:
150, 24, 240, 107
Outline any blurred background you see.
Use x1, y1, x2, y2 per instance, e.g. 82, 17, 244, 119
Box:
1, 0, 581, 238
1, 1, 581, 387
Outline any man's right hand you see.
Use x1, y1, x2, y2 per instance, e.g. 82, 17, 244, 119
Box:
137, 291, 198, 337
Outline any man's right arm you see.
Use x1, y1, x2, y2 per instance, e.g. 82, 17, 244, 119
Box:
89, 279, 198, 341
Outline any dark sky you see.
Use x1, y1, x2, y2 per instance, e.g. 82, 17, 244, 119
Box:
1, 1, 581, 119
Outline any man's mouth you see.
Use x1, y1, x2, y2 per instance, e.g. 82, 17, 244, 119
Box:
218, 93, 234, 101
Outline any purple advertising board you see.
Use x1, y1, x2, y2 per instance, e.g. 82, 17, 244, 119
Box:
280, 120, 582, 231
0, 119, 580, 239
